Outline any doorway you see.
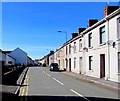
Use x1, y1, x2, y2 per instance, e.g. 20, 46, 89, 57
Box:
100, 54, 105, 78
69, 58, 71, 72
79, 57, 82, 74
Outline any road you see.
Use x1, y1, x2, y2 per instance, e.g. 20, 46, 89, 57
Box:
18, 66, 119, 101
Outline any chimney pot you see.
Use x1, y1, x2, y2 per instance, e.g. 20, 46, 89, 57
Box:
88, 19, 98, 27
78, 28, 86, 35
104, 6, 119, 17
72, 33, 78, 38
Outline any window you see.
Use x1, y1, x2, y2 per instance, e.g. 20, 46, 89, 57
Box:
74, 58, 76, 68
118, 53, 120, 73
58, 52, 60, 58
66, 46, 68, 55
69, 44, 71, 54
79, 39, 82, 50
88, 33, 92, 47
117, 18, 120, 39
89, 56, 93, 70
100, 26, 106, 44
74, 42, 76, 53
8, 61, 12, 64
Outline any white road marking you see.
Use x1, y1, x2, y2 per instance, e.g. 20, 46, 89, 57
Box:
70, 89, 90, 101
4, 70, 14, 75
47, 73, 51, 77
53, 78, 64, 85
21, 88, 25, 96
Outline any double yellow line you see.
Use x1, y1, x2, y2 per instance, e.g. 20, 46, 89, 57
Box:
19, 74, 29, 96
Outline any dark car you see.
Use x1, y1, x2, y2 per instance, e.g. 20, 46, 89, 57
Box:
49, 63, 59, 71
42, 63, 46, 67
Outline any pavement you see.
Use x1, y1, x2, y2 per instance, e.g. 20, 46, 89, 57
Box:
1, 67, 29, 95
61, 71, 120, 90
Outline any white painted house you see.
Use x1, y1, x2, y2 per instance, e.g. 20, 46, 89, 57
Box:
8, 47, 27, 65
0, 49, 16, 66
6, 55, 16, 65
82, 7, 120, 82
51, 6, 120, 82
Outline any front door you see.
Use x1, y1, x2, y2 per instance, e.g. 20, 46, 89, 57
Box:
100, 54, 105, 78
69, 58, 71, 72
66, 59, 68, 71
79, 57, 82, 74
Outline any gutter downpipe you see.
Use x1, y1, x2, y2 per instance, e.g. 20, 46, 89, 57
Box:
106, 17, 110, 80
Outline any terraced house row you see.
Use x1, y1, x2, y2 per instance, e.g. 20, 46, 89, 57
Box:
49, 6, 120, 83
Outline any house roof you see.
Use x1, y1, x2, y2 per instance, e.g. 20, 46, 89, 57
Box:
11, 47, 27, 55
27, 56, 32, 60
3, 51, 12, 54
7, 55, 16, 60
54, 8, 120, 53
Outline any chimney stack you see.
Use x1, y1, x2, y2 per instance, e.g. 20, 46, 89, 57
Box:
72, 33, 78, 38
78, 28, 86, 35
50, 51, 54, 53
88, 19, 98, 27
104, 6, 119, 17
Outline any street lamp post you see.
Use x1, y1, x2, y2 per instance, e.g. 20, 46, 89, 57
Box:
57, 30, 68, 71
57, 30, 67, 42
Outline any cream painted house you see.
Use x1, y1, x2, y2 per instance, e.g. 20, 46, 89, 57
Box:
27, 56, 34, 66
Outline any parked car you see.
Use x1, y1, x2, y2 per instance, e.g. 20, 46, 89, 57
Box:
42, 63, 46, 67
49, 63, 59, 71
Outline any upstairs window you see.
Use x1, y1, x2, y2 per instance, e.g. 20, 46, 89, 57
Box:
88, 33, 92, 47
117, 18, 120, 39
69, 44, 71, 54
66, 46, 68, 55
100, 26, 106, 44
74, 42, 76, 53
79, 39, 82, 50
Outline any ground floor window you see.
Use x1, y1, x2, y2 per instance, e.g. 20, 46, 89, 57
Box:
89, 56, 93, 70
74, 58, 76, 68
8, 61, 12, 64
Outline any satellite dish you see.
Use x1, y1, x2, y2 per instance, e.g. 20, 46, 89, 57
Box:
107, 40, 116, 48
107, 40, 114, 45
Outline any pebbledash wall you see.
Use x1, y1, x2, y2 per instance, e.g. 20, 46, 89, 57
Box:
51, 7, 120, 82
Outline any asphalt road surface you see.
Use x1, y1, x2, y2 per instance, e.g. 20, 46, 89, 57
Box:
18, 66, 119, 101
